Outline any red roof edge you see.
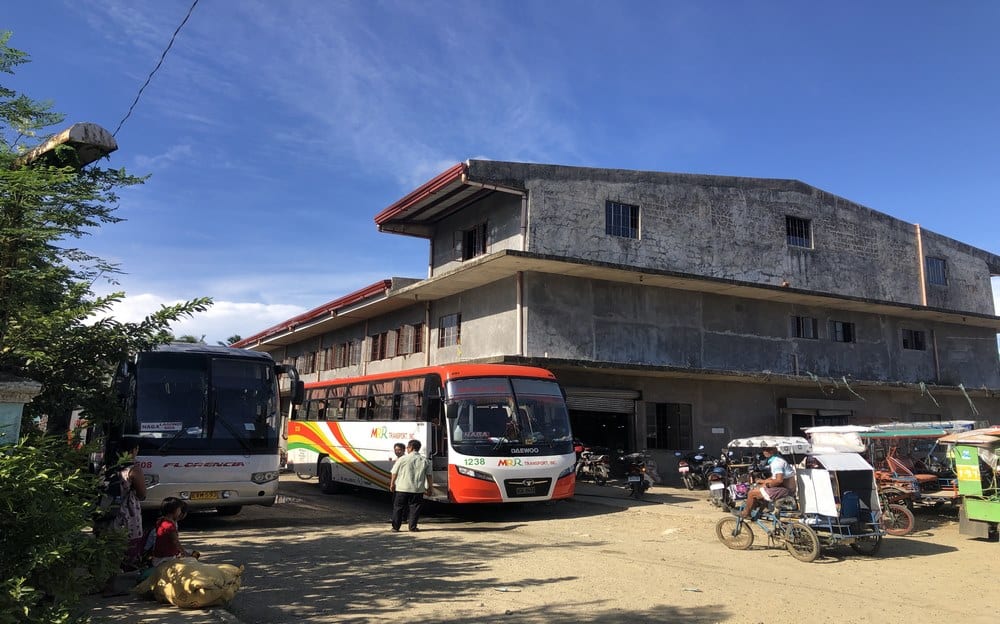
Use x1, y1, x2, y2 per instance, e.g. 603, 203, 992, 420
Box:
233, 279, 393, 348
374, 162, 467, 226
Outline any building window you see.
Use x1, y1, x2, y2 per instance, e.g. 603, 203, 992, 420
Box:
348, 340, 363, 365
316, 347, 331, 371
925, 256, 947, 286
791, 316, 819, 339
398, 323, 424, 355
605, 200, 639, 239
369, 333, 387, 361
829, 320, 855, 343
462, 223, 488, 261
646, 403, 692, 450
786, 215, 811, 248
902, 329, 926, 351
438, 313, 461, 347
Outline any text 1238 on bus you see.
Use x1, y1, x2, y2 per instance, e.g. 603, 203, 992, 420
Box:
102, 343, 303, 515
287, 364, 576, 503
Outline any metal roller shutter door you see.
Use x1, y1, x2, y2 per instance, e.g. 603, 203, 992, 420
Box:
564, 388, 638, 414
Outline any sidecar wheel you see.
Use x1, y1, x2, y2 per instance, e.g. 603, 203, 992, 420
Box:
784, 522, 821, 563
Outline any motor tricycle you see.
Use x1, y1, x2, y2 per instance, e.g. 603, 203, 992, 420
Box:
937, 426, 1000, 541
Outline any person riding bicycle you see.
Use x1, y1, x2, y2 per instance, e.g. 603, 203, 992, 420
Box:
740, 446, 796, 519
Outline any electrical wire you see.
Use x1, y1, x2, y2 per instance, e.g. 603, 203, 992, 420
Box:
112, 0, 201, 138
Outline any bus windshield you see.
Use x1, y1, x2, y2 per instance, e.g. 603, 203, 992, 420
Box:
134, 353, 278, 453
445, 377, 573, 456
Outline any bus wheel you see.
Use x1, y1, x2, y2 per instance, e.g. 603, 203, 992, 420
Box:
216, 505, 242, 516
319, 463, 341, 495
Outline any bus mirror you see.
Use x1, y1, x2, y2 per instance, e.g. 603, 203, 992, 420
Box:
292, 381, 305, 405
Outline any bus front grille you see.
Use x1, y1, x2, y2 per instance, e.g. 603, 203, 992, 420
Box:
503, 477, 552, 498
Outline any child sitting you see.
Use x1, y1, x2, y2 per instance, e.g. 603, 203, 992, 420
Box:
147, 497, 201, 566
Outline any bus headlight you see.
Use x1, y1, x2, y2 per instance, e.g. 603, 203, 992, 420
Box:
251, 470, 279, 484
456, 465, 494, 482
144, 473, 159, 487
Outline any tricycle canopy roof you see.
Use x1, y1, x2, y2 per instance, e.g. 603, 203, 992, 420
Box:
726, 436, 811, 455
804, 425, 872, 453
807, 452, 875, 471
937, 426, 1000, 447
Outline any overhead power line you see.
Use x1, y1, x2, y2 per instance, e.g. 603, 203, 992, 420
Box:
112, 0, 201, 138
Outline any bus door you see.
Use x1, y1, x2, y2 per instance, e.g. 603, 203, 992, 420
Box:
427, 390, 449, 500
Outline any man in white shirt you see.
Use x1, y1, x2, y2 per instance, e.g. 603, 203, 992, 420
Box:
389, 439, 433, 532
740, 446, 796, 518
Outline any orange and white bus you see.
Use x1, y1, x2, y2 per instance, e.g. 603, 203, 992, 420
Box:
286, 364, 576, 503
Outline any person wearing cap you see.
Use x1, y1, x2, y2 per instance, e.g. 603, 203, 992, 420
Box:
740, 446, 796, 518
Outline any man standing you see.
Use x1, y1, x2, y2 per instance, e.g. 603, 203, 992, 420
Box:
389, 439, 433, 532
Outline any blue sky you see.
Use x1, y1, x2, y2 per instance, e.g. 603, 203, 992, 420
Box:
4, 1, 1000, 344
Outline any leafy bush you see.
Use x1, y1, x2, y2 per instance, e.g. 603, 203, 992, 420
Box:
0, 432, 124, 624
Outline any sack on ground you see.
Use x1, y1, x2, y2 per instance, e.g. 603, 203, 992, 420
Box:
133, 559, 244, 608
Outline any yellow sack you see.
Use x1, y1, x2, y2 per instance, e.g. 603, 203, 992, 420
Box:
133, 559, 244, 609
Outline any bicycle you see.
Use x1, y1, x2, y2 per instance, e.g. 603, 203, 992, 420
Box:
715, 498, 821, 563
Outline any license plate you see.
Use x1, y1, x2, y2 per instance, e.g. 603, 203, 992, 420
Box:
710, 483, 724, 490
515, 487, 535, 495
628, 476, 641, 482
678, 466, 690, 473
191, 491, 219, 501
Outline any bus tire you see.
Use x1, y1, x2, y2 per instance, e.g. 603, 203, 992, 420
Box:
319, 463, 341, 495
216, 505, 242, 516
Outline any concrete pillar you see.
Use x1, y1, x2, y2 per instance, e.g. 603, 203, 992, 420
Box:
0, 374, 43, 445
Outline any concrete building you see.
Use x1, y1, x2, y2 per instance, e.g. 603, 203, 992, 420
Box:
235, 160, 1000, 465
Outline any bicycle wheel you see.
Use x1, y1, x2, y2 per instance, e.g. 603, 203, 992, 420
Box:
881, 503, 915, 536
849, 534, 882, 556
783, 522, 821, 563
715, 516, 754, 550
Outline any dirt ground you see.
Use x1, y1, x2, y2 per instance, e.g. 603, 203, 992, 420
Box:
85, 476, 1000, 624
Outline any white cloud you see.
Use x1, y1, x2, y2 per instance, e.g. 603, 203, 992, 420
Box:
94, 293, 304, 345
133, 144, 194, 170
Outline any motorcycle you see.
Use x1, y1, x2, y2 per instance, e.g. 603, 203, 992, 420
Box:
575, 450, 610, 486
622, 452, 653, 499
674, 445, 714, 490
705, 453, 731, 509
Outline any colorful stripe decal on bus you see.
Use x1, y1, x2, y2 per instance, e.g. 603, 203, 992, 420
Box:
288, 421, 392, 487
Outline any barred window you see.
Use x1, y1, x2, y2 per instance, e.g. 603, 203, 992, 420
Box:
786, 216, 812, 248
605, 200, 639, 238
925, 257, 947, 286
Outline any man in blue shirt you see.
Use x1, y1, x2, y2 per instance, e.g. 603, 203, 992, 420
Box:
389, 439, 433, 532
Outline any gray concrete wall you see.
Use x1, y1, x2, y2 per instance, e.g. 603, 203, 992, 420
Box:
430, 192, 522, 277
525, 272, 1000, 387
465, 160, 999, 316
428, 277, 518, 363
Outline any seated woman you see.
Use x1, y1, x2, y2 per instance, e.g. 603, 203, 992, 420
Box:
149, 497, 201, 566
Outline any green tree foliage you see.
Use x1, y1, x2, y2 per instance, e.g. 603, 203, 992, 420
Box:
0, 433, 124, 624
0, 31, 214, 621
